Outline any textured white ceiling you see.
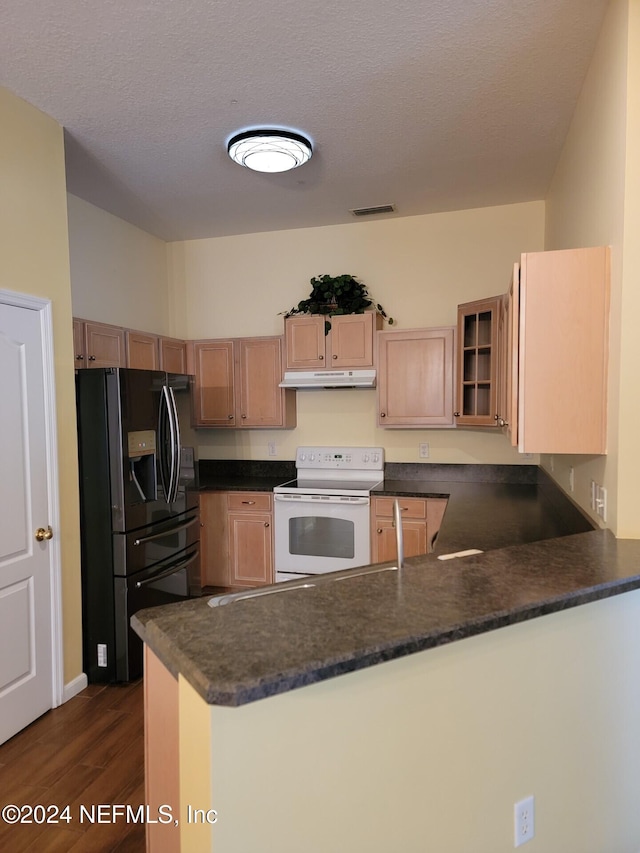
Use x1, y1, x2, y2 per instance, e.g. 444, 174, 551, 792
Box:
0, 0, 608, 241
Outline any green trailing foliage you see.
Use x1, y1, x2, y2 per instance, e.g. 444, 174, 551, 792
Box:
282, 274, 394, 333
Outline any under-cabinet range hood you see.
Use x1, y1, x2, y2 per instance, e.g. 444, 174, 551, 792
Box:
279, 369, 376, 389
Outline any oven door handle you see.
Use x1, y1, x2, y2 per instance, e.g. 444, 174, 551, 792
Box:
135, 549, 199, 588
133, 514, 199, 545
274, 494, 370, 506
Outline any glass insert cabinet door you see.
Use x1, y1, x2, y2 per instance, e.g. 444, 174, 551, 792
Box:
455, 296, 502, 427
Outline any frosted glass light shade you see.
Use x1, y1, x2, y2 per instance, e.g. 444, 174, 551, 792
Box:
227, 130, 312, 173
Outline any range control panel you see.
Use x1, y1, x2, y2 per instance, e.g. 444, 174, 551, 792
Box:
295, 446, 384, 471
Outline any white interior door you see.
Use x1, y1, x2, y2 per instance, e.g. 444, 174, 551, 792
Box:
0, 298, 56, 744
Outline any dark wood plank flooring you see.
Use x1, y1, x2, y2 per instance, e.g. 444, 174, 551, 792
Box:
0, 681, 145, 852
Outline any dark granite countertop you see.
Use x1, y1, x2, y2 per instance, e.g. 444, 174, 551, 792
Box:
132, 529, 640, 706
133, 460, 638, 707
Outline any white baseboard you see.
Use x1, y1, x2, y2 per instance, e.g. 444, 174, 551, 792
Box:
62, 672, 89, 703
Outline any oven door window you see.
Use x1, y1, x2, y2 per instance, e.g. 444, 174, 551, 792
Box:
289, 516, 355, 559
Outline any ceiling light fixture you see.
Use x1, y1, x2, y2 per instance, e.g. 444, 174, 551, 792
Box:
227, 129, 313, 173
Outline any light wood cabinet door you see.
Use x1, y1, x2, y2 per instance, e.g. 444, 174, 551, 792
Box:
377, 327, 455, 427
517, 246, 609, 454
285, 312, 381, 370
372, 519, 427, 563
192, 340, 236, 426
73, 318, 86, 366
160, 337, 188, 374
228, 492, 274, 587
199, 493, 229, 587
503, 264, 520, 447
285, 315, 326, 369
237, 337, 295, 428
329, 312, 380, 367
454, 296, 501, 427
83, 321, 126, 368
126, 330, 159, 370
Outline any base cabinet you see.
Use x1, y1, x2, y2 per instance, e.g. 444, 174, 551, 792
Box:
200, 492, 274, 589
228, 493, 274, 587
370, 496, 448, 563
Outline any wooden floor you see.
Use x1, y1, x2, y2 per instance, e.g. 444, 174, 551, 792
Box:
0, 681, 145, 852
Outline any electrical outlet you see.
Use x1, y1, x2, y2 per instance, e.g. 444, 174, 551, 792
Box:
268, 441, 277, 457
514, 795, 535, 847
590, 480, 597, 510
97, 644, 107, 668
595, 485, 607, 522
569, 466, 575, 492
419, 443, 429, 459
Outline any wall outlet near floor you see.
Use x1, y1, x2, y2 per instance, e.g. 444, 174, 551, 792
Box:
97, 644, 107, 668
514, 795, 535, 846
268, 441, 277, 457
419, 443, 430, 459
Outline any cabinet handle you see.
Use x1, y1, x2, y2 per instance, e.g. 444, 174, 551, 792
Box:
453, 411, 460, 417
264, 522, 270, 528
76, 354, 84, 360
332, 354, 338, 359
319, 354, 324, 360
228, 414, 233, 419
377, 528, 383, 534
242, 500, 256, 505
380, 412, 386, 418
88, 355, 96, 361
241, 414, 247, 419
498, 418, 508, 428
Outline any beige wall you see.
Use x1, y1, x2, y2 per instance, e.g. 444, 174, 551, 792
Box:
182, 587, 640, 853
0, 87, 82, 684
168, 201, 544, 463
544, 0, 638, 535
67, 194, 170, 335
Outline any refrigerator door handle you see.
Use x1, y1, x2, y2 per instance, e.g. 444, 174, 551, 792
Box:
159, 383, 181, 505
158, 385, 171, 502
133, 514, 199, 546
168, 385, 181, 504
135, 549, 199, 589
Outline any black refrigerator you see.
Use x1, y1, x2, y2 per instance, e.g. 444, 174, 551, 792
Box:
76, 367, 200, 683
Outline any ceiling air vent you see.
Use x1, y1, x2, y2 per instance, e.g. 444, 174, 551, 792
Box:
350, 204, 396, 217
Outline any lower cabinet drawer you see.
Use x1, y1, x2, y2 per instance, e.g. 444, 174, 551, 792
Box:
227, 492, 272, 512
373, 497, 427, 520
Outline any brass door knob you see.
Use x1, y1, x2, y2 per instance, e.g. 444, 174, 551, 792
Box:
35, 526, 53, 542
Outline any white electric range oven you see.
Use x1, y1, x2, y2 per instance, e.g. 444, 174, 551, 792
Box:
273, 446, 384, 582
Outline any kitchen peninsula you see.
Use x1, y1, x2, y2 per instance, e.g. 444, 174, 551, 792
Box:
133, 466, 640, 852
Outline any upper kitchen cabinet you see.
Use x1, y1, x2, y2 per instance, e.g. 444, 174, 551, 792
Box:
159, 337, 188, 374
191, 336, 296, 429
74, 318, 126, 368
190, 339, 236, 426
377, 327, 455, 427
236, 337, 296, 428
126, 329, 159, 370
285, 311, 382, 370
514, 246, 609, 454
454, 297, 502, 427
